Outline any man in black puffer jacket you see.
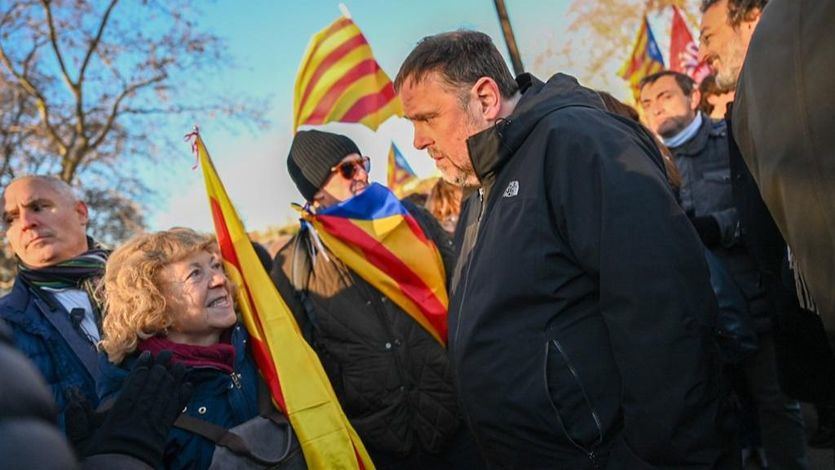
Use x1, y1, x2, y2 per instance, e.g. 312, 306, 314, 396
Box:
270, 130, 481, 469
396, 31, 732, 469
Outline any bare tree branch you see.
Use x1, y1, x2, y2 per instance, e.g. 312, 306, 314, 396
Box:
0, 44, 69, 155
78, 0, 119, 83
40, 0, 76, 92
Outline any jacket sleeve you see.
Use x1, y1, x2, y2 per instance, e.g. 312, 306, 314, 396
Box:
546, 111, 722, 466
710, 206, 740, 248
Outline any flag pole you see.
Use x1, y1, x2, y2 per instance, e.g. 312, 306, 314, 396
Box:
492, 0, 524, 76
338, 3, 352, 19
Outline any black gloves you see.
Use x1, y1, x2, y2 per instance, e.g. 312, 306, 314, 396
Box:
689, 215, 721, 247
75, 351, 192, 466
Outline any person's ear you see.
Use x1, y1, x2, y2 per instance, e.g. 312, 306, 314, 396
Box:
690, 89, 702, 113
75, 201, 89, 226
472, 77, 502, 121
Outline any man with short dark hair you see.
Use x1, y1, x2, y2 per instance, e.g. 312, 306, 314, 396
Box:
0, 175, 108, 428
270, 130, 482, 469
640, 70, 809, 469
396, 30, 730, 469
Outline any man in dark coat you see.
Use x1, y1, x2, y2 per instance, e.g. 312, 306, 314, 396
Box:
0, 175, 108, 428
270, 130, 481, 469
639, 70, 809, 468
395, 31, 730, 469
700, 0, 835, 453
725, 0, 835, 331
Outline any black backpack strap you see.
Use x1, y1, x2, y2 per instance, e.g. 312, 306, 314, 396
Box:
173, 381, 294, 466
174, 414, 260, 458
290, 232, 318, 341
98, 396, 253, 456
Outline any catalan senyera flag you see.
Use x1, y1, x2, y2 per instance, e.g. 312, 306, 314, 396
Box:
190, 130, 374, 470
386, 142, 418, 197
619, 15, 665, 99
293, 15, 402, 131
670, 6, 711, 83
302, 183, 448, 344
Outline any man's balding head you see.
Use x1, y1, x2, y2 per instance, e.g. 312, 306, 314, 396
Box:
2, 176, 89, 268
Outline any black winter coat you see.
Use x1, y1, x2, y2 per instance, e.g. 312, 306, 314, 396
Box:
270, 200, 461, 458
450, 73, 728, 469
727, 107, 835, 403
670, 116, 772, 332
733, 0, 835, 329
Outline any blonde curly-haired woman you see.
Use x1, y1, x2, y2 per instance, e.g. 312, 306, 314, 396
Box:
98, 228, 305, 470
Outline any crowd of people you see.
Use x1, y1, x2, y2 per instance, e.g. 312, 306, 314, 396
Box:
1, 0, 833, 468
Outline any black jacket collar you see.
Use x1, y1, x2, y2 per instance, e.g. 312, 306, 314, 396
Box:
466, 73, 605, 184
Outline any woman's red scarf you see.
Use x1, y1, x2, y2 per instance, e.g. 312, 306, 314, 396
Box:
138, 336, 235, 374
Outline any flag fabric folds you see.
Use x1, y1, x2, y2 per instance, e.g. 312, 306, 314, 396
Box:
670, 6, 710, 83
191, 130, 374, 470
386, 142, 418, 197
619, 15, 665, 99
301, 183, 449, 344
293, 15, 402, 132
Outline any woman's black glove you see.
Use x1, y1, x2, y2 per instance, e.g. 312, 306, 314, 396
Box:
689, 215, 721, 247
83, 351, 192, 466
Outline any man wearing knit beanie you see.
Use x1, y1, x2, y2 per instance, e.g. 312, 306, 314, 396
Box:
271, 130, 483, 469
286, 129, 368, 206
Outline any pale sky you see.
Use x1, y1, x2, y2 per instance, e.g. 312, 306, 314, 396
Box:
147, 1, 685, 233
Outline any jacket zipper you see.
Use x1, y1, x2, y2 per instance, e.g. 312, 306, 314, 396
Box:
550, 339, 604, 468
588, 449, 600, 470
453, 187, 487, 351
230, 372, 242, 389
451, 187, 488, 454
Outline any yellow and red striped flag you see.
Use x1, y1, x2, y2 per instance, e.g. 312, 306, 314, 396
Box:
293, 14, 402, 131
188, 129, 374, 470
618, 15, 665, 100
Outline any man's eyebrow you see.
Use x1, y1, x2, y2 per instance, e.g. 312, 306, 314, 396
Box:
406, 111, 438, 122
3, 198, 51, 216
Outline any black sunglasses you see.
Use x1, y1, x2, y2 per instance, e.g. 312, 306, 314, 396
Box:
331, 156, 371, 179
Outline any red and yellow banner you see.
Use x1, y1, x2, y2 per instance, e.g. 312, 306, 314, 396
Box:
191, 130, 373, 470
293, 15, 401, 131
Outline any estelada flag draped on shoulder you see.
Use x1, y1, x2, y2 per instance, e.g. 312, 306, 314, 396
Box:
301, 183, 449, 344
189, 130, 374, 470
386, 142, 418, 198
293, 14, 402, 131
619, 15, 665, 99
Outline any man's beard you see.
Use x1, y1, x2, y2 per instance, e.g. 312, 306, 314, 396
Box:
431, 148, 477, 188
715, 42, 746, 90
657, 115, 694, 139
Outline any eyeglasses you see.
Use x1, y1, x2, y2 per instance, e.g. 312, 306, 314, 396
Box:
331, 156, 371, 179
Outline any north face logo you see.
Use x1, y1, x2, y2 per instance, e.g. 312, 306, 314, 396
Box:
503, 180, 519, 198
